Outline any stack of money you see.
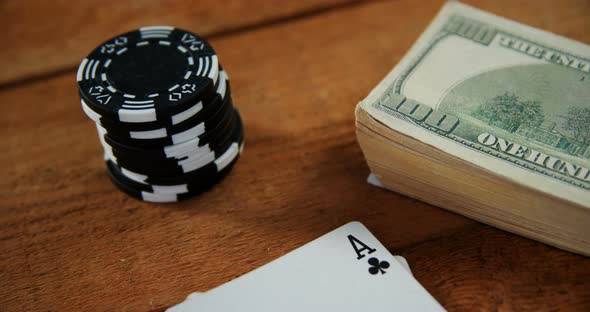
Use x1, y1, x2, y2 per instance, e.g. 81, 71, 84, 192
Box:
356, 2, 590, 255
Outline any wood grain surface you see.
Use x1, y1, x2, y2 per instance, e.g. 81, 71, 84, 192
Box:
1, 0, 590, 311
0, 0, 357, 86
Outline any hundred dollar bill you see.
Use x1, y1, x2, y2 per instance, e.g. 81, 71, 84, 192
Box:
361, 2, 590, 207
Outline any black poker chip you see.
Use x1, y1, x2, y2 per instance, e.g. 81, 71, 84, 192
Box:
112, 113, 244, 185
102, 108, 238, 164
106, 139, 242, 195
99, 89, 235, 147
78, 26, 219, 124
106, 155, 238, 203
105, 110, 243, 176
81, 69, 231, 133
77, 26, 244, 203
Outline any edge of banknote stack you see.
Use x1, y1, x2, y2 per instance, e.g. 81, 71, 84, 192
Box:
355, 2, 590, 256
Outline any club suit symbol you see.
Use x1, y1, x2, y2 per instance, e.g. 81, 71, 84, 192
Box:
368, 257, 390, 275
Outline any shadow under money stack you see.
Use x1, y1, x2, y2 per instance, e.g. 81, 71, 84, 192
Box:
77, 26, 244, 203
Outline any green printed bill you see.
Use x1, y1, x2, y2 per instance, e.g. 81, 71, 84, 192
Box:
361, 2, 590, 208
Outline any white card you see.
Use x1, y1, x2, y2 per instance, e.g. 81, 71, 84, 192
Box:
182, 255, 413, 302
367, 173, 385, 188
168, 222, 444, 311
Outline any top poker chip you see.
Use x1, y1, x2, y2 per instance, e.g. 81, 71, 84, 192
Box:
77, 26, 219, 124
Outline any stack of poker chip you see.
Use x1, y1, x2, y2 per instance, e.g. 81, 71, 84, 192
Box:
76, 26, 244, 203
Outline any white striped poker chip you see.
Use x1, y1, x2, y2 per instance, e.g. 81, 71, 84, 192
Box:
98, 128, 216, 164
80, 70, 229, 139
100, 118, 232, 160
99, 108, 242, 176
117, 141, 241, 190
107, 142, 243, 203
95, 96, 236, 154
90, 79, 232, 149
96, 104, 240, 174
78, 26, 220, 123
103, 136, 238, 176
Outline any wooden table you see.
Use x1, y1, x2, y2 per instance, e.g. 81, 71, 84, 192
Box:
2, 0, 589, 310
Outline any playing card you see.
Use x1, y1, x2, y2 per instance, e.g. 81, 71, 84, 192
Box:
168, 222, 443, 311
394, 255, 413, 276
181, 255, 413, 303
367, 173, 385, 188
